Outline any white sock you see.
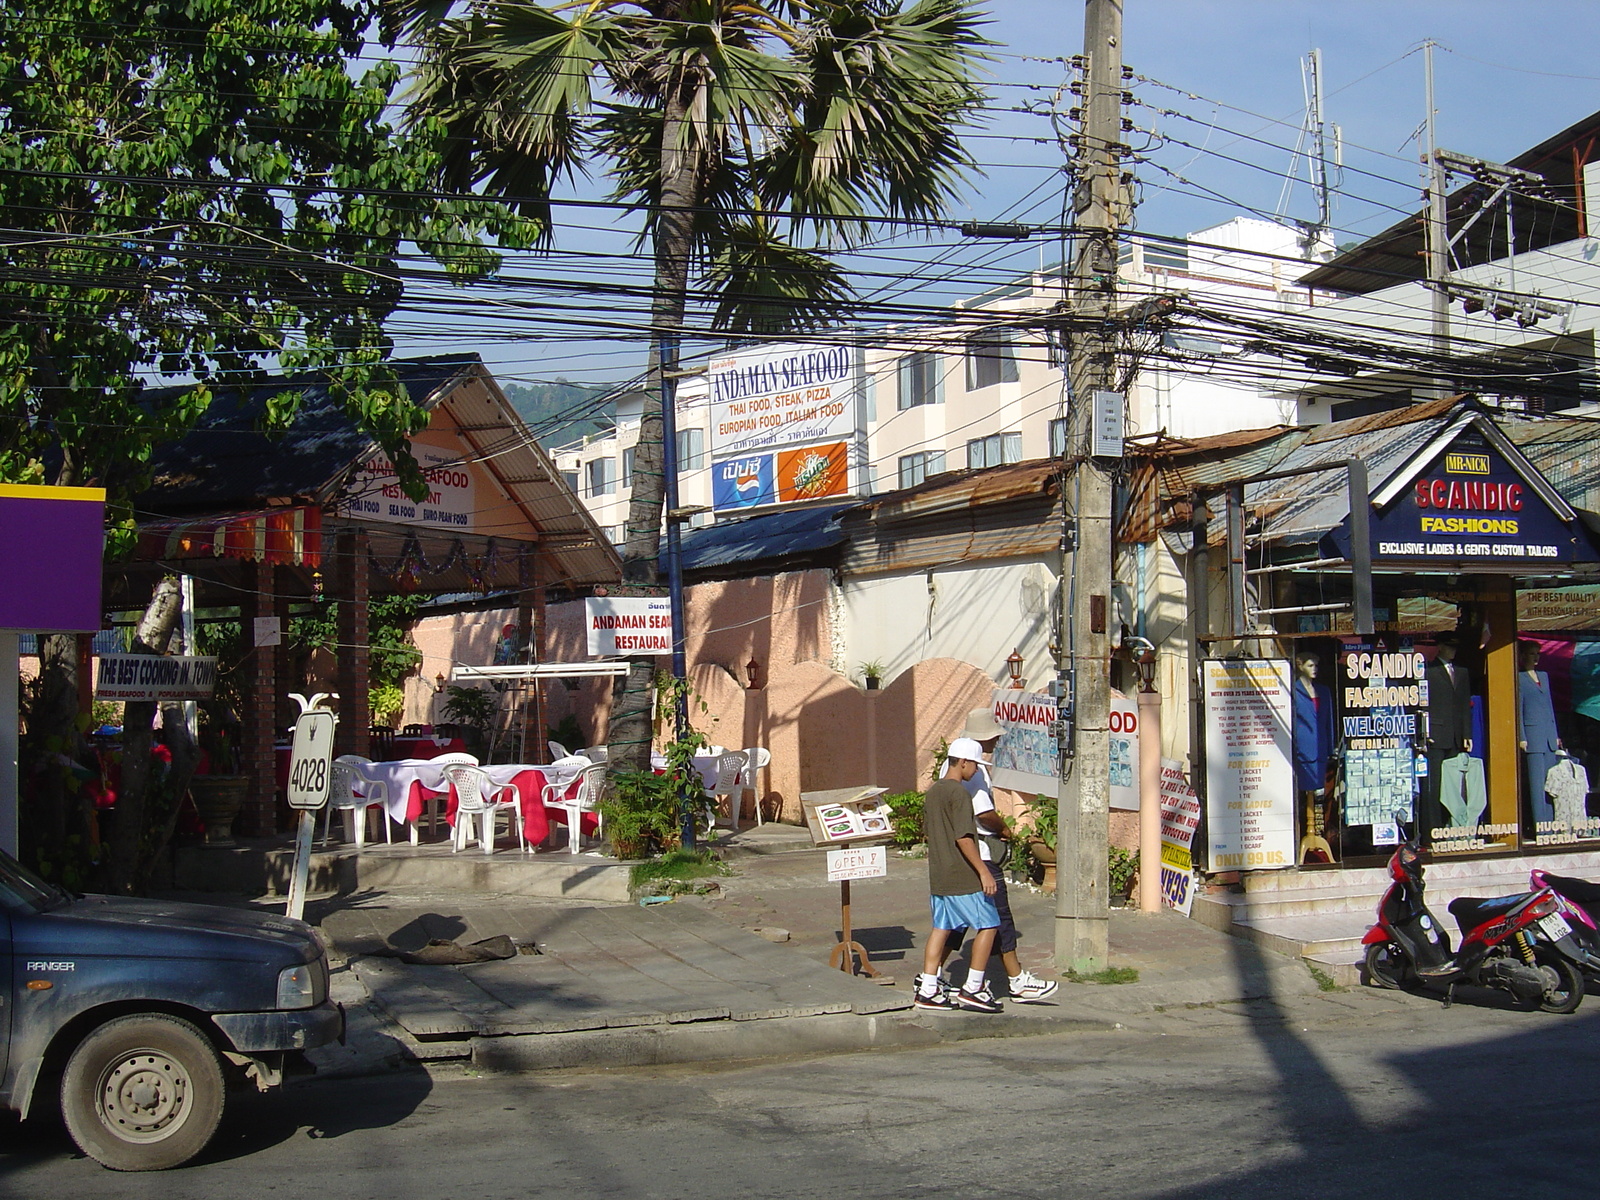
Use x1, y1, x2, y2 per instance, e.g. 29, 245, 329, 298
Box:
964, 969, 987, 994
916, 973, 942, 998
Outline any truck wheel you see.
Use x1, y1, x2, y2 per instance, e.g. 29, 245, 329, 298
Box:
60, 1014, 225, 1171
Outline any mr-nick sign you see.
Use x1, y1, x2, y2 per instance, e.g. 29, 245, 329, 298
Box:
1368, 426, 1593, 565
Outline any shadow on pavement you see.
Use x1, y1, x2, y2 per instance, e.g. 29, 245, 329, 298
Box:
1148, 928, 1600, 1198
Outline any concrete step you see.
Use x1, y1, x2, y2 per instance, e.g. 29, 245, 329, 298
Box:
174, 842, 636, 902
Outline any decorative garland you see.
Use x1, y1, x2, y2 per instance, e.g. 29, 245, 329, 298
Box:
366, 533, 520, 594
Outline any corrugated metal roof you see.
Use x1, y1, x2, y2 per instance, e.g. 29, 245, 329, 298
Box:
138, 355, 621, 591
673, 502, 855, 576
1508, 418, 1600, 513
852, 460, 1060, 524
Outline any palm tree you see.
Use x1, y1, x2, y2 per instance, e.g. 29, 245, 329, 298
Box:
398, 0, 991, 770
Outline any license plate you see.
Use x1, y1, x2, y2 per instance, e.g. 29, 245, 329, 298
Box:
1538, 913, 1572, 941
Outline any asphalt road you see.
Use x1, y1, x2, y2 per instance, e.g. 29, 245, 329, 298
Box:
3, 981, 1597, 1199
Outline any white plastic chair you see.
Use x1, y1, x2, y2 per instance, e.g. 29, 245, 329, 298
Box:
547, 740, 570, 761
705, 751, 748, 831
579, 745, 609, 762
442, 763, 521, 854
408, 751, 479, 844
543, 763, 607, 855
737, 747, 772, 828
327, 755, 393, 848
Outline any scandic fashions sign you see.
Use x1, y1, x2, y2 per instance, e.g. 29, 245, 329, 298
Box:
1368, 432, 1591, 563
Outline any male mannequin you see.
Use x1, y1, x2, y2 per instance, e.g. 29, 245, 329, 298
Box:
1292, 654, 1334, 862
1423, 636, 1479, 840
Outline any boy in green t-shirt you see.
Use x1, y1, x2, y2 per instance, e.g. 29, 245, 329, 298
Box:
913, 738, 1003, 1013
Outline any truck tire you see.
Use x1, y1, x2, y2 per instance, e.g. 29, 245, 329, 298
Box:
60, 1013, 225, 1171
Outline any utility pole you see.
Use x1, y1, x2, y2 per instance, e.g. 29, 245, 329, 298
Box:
1057, 0, 1126, 974
1422, 40, 1451, 397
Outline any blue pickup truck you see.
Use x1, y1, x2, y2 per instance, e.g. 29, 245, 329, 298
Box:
0, 847, 341, 1170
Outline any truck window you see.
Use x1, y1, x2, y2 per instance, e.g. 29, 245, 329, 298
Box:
0, 848, 71, 913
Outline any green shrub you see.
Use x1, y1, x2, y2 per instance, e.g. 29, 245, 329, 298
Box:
882, 791, 925, 847
369, 683, 404, 727
1108, 846, 1139, 898
1022, 792, 1057, 851
601, 770, 682, 859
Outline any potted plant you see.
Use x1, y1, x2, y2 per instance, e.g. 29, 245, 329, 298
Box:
1108, 846, 1139, 907
440, 684, 497, 758
600, 769, 682, 859
1022, 792, 1057, 894
859, 659, 884, 690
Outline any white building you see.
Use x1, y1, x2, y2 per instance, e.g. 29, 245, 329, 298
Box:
553, 217, 1320, 542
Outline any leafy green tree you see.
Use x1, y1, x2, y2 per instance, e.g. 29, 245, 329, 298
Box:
0, 0, 535, 885
399, 0, 991, 772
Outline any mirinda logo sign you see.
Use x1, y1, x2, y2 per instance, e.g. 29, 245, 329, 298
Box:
776, 442, 849, 502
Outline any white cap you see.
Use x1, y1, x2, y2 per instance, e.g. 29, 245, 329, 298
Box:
946, 737, 991, 766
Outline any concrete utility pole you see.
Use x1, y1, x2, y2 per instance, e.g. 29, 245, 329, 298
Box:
1422, 40, 1451, 397
1056, 0, 1126, 973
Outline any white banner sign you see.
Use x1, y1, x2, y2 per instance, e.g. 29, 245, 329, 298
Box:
95, 654, 218, 701
1109, 690, 1140, 811
990, 689, 1060, 795
1204, 659, 1295, 871
585, 596, 672, 656
708, 342, 860, 458
341, 439, 476, 532
826, 844, 888, 882
1158, 758, 1201, 916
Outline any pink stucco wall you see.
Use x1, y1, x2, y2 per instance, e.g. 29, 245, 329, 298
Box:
404, 568, 1018, 825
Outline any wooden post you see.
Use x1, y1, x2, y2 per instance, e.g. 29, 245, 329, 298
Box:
1482, 584, 1519, 845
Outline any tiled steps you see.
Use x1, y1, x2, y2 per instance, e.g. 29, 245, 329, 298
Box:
1194, 849, 1600, 985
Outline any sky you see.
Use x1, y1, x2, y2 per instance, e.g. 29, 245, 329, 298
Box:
391, 1, 1600, 393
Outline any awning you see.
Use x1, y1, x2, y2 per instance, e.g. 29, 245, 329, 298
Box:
138, 506, 323, 568
452, 662, 630, 681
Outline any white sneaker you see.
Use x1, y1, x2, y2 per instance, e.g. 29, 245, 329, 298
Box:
1007, 969, 1059, 1003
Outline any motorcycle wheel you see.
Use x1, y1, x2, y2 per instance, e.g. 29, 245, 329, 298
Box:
1364, 942, 1410, 990
1535, 949, 1586, 1015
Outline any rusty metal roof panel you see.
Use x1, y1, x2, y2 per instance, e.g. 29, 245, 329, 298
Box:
853, 460, 1060, 524
1507, 417, 1600, 513
1303, 395, 1459, 443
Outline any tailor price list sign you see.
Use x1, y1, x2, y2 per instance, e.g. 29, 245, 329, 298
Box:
1203, 659, 1294, 871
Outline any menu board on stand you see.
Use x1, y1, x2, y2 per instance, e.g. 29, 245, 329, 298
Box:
1203, 659, 1295, 872
800, 786, 892, 982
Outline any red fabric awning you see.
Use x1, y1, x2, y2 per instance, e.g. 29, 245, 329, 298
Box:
139, 506, 323, 568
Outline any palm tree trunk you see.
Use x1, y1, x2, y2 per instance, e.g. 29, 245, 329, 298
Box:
608, 77, 703, 775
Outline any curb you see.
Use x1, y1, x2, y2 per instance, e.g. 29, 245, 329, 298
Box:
469, 1008, 1116, 1074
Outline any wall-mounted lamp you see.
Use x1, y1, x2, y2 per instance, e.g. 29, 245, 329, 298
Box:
746, 657, 763, 690
1006, 647, 1025, 689
434, 671, 447, 693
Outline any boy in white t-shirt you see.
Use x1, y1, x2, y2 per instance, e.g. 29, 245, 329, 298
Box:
938, 710, 1059, 1003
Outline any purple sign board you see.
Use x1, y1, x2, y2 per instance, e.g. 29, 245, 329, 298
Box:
0, 485, 106, 632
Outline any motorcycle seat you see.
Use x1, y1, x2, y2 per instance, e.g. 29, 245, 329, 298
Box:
1539, 873, 1600, 906
1448, 894, 1525, 933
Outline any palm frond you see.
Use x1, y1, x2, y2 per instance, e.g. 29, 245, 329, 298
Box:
703, 218, 855, 334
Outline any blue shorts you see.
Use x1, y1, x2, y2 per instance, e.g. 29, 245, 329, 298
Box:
930, 891, 1000, 931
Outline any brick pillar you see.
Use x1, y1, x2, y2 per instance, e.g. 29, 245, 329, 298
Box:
333, 528, 371, 759
237, 560, 278, 837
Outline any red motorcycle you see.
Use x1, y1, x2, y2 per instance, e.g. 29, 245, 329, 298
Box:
1362, 817, 1585, 1013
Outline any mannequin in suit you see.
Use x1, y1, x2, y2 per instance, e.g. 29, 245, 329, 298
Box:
1423, 637, 1481, 840
1292, 654, 1334, 861
1518, 640, 1563, 829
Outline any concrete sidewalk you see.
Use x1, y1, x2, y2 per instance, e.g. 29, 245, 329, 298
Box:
270, 828, 1326, 1080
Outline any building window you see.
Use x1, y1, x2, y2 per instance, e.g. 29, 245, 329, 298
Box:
965, 333, 1019, 390
676, 427, 706, 470
966, 431, 1021, 470
897, 352, 941, 410
898, 450, 945, 489
1048, 417, 1069, 457
561, 469, 580, 493
621, 446, 635, 489
586, 457, 615, 497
